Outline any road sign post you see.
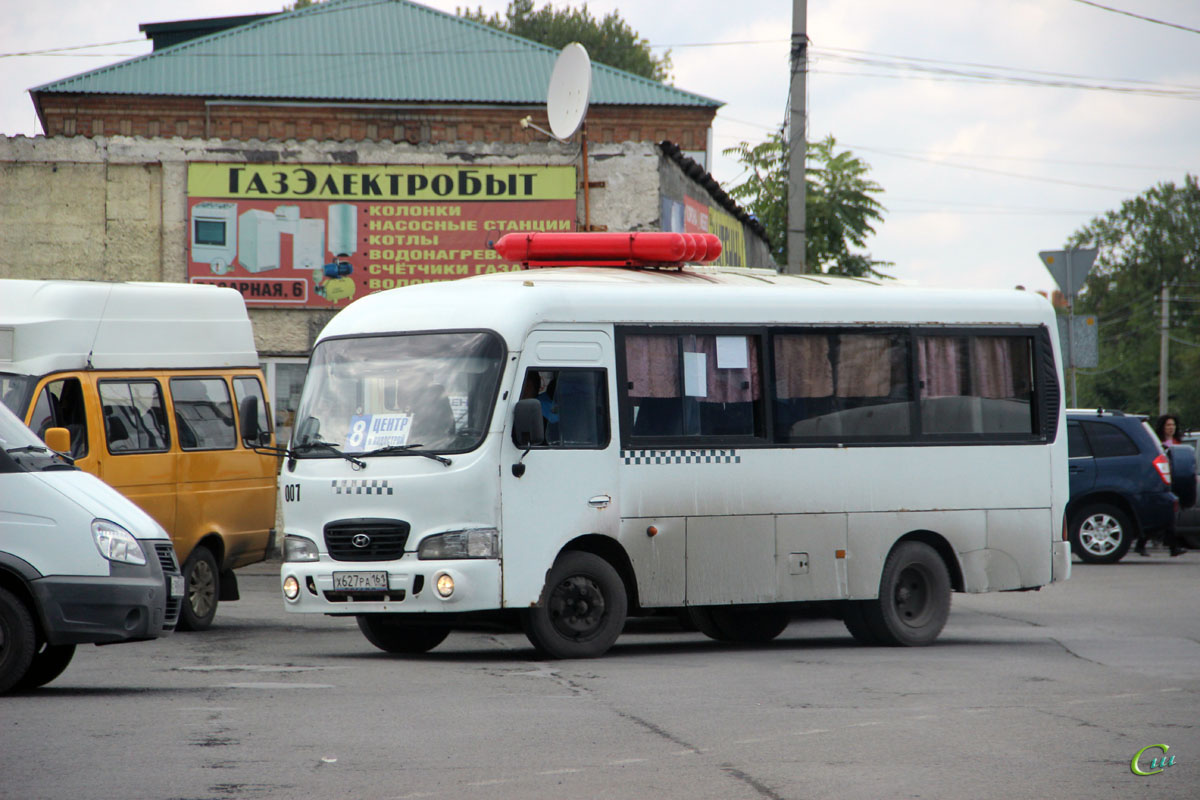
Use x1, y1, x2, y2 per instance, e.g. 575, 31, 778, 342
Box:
1040, 248, 1097, 408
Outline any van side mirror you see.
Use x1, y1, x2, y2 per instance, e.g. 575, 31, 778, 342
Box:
512, 398, 544, 449
43, 426, 70, 454
239, 395, 267, 445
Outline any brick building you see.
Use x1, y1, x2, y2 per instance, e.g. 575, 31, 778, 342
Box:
1, 0, 773, 435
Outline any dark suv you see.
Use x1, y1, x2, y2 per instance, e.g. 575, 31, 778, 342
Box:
1066, 409, 1196, 563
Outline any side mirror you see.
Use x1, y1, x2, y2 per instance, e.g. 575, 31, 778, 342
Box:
43, 426, 70, 454
512, 398, 545, 449
239, 395, 264, 445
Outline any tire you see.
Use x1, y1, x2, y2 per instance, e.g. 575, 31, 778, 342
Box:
16, 643, 76, 690
522, 551, 627, 659
858, 541, 951, 647
687, 606, 732, 641
356, 615, 450, 654
0, 586, 37, 695
1070, 503, 1134, 564
178, 546, 220, 631
707, 606, 791, 643
842, 600, 884, 645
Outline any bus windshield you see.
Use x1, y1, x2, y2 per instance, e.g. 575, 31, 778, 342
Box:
292, 331, 505, 456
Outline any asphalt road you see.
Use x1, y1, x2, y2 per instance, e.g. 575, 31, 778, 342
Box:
3, 548, 1198, 800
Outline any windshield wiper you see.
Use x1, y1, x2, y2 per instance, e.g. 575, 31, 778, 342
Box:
356, 443, 452, 467
6, 445, 49, 454
291, 439, 366, 469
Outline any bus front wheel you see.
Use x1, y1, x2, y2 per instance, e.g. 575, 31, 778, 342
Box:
857, 541, 951, 647
179, 546, 219, 631
523, 551, 627, 659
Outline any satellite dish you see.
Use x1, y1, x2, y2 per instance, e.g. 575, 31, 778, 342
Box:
547, 43, 591, 141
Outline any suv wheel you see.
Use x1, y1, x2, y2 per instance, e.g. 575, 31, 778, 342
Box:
1070, 503, 1134, 564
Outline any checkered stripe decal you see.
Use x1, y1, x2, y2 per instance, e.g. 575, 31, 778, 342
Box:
621, 449, 741, 465
332, 479, 393, 495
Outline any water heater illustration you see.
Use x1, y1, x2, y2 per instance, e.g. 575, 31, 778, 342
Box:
191, 202, 237, 273
238, 209, 280, 272
294, 219, 326, 270
328, 203, 357, 257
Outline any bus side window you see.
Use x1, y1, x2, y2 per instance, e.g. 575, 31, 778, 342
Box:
516, 368, 609, 448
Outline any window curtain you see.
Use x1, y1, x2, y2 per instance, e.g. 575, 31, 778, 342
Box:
773, 335, 833, 398
625, 335, 680, 398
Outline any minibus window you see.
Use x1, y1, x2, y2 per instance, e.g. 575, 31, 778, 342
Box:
234, 376, 271, 446
171, 378, 236, 450
917, 334, 1035, 436
774, 332, 912, 442
0, 374, 34, 417
99, 380, 170, 453
516, 368, 609, 448
30, 378, 89, 458
623, 332, 762, 441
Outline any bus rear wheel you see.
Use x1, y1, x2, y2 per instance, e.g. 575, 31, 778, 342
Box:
523, 551, 627, 659
356, 615, 450, 654
858, 541, 951, 647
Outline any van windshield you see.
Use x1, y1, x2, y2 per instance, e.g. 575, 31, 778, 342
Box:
292, 331, 505, 457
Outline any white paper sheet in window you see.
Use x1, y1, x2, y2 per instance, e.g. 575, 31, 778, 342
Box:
716, 336, 749, 369
683, 352, 708, 397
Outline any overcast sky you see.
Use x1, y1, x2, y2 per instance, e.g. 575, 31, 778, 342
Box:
4, 0, 1198, 292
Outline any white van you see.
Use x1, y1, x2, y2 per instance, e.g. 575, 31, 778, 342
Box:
0, 279, 278, 630
0, 402, 181, 693
278, 232, 1069, 659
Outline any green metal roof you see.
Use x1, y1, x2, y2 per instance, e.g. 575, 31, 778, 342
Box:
34, 0, 720, 108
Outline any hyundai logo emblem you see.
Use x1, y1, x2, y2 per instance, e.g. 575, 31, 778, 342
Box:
351, 533, 372, 548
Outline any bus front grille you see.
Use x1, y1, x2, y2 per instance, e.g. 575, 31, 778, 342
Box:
324, 519, 410, 561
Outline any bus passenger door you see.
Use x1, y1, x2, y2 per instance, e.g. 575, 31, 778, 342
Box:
500, 331, 619, 608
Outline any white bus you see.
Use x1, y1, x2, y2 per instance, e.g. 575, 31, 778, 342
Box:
276, 232, 1070, 658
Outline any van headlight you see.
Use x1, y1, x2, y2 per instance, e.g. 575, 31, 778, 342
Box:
417, 528, 498, 560
284, 535, 320, 562
92, 519, 147, 565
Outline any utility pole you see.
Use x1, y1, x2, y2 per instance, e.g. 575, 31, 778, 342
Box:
786, 0, 807, 274
1160, 283, 1170, 416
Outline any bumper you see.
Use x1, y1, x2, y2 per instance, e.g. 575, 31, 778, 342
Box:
1052, 540, 1071, 583
281, 557, 502, 614
32, 572, 177, 645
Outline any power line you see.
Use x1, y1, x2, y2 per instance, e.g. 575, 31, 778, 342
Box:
1070, 0, 1200, 36
840, 143, 1140, 192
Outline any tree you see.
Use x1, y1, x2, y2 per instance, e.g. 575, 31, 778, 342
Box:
1069, 175, 1200, 423
723, 131, 889, 277
459, 0, 671, 83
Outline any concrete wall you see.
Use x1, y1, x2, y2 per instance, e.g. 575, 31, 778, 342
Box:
0, 135, 773, 355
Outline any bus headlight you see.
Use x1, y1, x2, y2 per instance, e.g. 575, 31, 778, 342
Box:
435, 573, 455, 597
417, 528, 498, 560
284, 535, 320, 562
283, 575, 300, 600
91, 519, 147, 565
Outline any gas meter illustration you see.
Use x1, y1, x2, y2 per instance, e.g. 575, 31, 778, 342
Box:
190, 202, 238, 274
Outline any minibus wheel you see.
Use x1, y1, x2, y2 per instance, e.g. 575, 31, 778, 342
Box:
16, 642, 75, 690
356, 615, 450, 654
861, 541, 951, 647
690, 605, 790, 643
179, 547, 219, 631
0, 586, 36, 694
522, 551, 627, 659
